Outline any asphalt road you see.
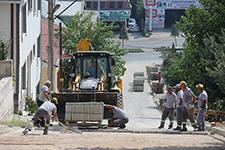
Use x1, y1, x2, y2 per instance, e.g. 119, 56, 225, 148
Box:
124, 31, 185, 50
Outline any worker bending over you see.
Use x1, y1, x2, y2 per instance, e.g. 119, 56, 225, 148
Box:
23, 100, 58, 135
104, 104, 129, 129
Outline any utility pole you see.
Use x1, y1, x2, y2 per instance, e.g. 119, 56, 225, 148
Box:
97, 0, 100, 21
48, 0, 54, 91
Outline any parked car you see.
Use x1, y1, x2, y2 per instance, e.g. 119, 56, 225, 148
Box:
128, 18, 140, 32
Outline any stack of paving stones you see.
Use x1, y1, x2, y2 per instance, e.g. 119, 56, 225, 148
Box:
133, 72, 145, 92
146, 65, 164, 94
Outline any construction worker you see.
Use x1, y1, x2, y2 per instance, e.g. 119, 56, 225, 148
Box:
23, 100, 58, 135
37, 80, 51, 107
179, 81, 198, 131
158, 86, 176, 129
173, 84, 184, 130
195, 83, 208, 131
104, 104, 129, 129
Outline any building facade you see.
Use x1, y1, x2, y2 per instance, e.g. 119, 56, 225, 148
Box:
84, 0, 131, 22
0, 0, 41, 113
145, 0, 201, 29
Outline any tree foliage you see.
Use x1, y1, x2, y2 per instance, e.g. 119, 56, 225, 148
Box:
162, 0, 225, 110
0, 39, 8, 60
61, 13, 126, 78
130, 0, 145, 29
119, 24, 128, 48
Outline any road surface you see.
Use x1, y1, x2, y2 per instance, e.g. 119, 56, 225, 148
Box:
123, 51, 163, 130
0, 129, 224, 150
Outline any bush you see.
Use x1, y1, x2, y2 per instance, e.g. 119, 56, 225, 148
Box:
0, 40, 8, 60
25, 96, 38, 115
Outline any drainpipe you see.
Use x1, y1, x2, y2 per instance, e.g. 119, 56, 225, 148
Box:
14, 4, 20, 114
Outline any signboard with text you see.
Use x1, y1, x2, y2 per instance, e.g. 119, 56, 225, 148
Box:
100, 10, 131, 21
145, 0, 156, 6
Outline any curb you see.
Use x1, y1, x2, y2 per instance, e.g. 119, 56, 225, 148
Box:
79, 128, 208, 135
206, 125, 225, 137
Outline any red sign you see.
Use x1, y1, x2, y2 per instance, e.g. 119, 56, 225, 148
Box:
145, 0, 156, 6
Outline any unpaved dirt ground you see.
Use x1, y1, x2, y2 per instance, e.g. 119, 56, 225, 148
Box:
0, 128, 224, 150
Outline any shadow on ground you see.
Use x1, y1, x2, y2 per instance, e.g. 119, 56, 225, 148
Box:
66, 145, 225, 150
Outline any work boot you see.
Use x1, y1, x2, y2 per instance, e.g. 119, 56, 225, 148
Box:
192, 124, 198, 129
43, 126, 48, 135
173, 126, 181, 130
119, 124, 126, 129
22, 129, 28, 135
158, 122, 164, 129
180, 124, 187, 131
168, 122, 173, 129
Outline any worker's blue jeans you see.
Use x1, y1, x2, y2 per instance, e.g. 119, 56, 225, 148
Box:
197, 109, 206, 130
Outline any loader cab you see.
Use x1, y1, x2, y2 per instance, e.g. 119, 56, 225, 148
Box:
72, 51, 115, 91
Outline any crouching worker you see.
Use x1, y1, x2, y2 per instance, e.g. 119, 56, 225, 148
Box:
23, 99, 58, 135
104, 104, 129, 129
158, 86, 176, 129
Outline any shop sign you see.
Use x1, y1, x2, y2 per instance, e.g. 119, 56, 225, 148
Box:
100, 10, 131, 21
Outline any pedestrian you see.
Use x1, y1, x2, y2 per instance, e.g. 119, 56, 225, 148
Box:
195, 83, 208, 131
173, 84, 184, 130
158, 86, 176, 129
104, 104, 129, 129
179, 81, 198, 131
37, 80, 51, 107
23, 100, 58, 135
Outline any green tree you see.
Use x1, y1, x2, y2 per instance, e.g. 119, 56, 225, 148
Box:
0, 39, 8, 60
61, 13, 126, 78
130, 0, 145, 30
119, 24, 128, 48
162, 0, 225, 110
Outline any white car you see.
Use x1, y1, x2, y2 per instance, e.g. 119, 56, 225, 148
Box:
128, 18, 139, 32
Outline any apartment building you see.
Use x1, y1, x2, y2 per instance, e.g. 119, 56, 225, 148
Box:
0, 0, 41, 113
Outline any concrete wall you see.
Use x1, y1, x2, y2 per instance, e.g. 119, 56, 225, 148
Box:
0, 77, 14, 121
0, 60, 12, 80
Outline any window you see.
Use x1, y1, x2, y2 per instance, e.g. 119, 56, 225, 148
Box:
22, 63, 26, 89
28, 0, 32, 12
117, 2, 123, 9
38, 0, 41, 10
22, 3, 27, 33
37, 35, 40, 57
100, 2, 105, 10
85, 1, 91, 10
30, 51, 33, 62
110, 2, 115, 9
33, 0, 36, 14
93, 2, 98, 10
33, 44, 36, 58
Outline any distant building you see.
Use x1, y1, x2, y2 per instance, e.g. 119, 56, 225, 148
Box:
144, 0, 201, 29
0, 0, 41, 113
84, 0, 131, 22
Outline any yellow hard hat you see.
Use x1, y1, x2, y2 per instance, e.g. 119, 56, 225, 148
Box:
179, 80, 187, 86
196, 83, 204, 89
